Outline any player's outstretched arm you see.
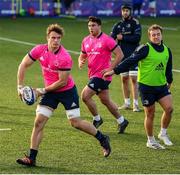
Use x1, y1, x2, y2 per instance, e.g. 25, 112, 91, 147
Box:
17, 54, 34, 99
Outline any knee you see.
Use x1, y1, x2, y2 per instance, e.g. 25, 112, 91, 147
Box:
34, 116, 46, 130
122, 77, 129, 83
165, 106, 173, 115
146, 109, 155, 120
69, 118, 81, 129
81, 93, 88, 103
131, 78, 137, 84
81, 95, 87, 103
34, 119, 43, 129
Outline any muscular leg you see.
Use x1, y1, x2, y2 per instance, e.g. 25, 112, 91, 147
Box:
143, 104, 155, 137
98, 90, 129, 133
81, 85, 98, 116
69, 117, 111, 157
121, 75, 130, 101
158, 94, 173, 129
69, 117, 97, 135
30, 114, 49, 150
98, 90, 120, 119
158, 94, 173, 146
130, 75, 140, 112
130, 75, 138, 102
16, 107, 51, 166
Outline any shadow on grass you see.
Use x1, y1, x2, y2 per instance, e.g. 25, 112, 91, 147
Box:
0, 163, 68, 174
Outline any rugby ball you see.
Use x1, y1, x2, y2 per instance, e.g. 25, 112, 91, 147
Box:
22, 86, 37, 105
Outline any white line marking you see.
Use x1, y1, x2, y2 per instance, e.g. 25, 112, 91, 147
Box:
173, 69, 180, 73
0, 128, 12, 131
0, 36, 180, 73
0, 37, 80, 55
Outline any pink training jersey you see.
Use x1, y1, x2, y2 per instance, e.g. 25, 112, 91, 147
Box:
81, 32, 118, 81
29, 44, 75, 92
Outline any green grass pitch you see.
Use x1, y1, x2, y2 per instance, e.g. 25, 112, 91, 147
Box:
0, 17, 180, 174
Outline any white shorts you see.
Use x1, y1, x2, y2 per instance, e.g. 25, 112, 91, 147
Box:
120, 70, 138, 77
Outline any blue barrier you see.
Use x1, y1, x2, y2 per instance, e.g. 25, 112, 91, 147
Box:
0, 0, 179, 17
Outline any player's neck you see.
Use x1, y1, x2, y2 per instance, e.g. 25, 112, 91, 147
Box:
48, 46, 60, 53
92, 31, 102, 38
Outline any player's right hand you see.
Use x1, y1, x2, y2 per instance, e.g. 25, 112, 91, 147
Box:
78, 58, 86, 69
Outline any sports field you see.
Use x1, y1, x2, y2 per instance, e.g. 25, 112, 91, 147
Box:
0, 17, 180, 174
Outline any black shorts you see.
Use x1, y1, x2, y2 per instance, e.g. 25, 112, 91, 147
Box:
39, 86, 79, 110
138, 83, 171, 107
88, 77, 111, 94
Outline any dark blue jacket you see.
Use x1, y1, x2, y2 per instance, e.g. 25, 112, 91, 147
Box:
111, 17, 141, 59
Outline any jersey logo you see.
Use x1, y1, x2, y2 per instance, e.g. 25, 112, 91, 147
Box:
40, 56, 44, 61
89, 83, 94, 88
126, 24, 131, 28
143, 100, 149, 105
155, 62, 164, 71
85, 44, 89, 48
54, 60, 59, 67
97, 88, 101, 92
71, 102, 77, 107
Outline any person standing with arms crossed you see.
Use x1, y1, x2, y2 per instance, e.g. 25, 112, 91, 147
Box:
78, 16, 129, 134
16, 24, 111, 167
103, 24, 173, 149
111, 4, 142, 112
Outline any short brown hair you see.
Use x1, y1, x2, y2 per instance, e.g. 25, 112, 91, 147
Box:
46, 24, 64, 36
88, 16, 102, 25
148, 24, 163, 35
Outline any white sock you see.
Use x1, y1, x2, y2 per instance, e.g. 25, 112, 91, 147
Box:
93, 115, 101, 121
148, 136, 156, 142
124, 98, 130, 105
133, 99, 138, 106
117, 116, 124, 124
160, 128, 167, 135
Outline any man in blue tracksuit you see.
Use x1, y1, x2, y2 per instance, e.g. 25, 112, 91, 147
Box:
111, 4, 142, 112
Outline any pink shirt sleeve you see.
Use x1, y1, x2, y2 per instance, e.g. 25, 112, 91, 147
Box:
29, 45, 45, 60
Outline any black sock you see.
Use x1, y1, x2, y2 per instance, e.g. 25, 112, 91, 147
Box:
95, 130, 105, 142
29, 149, 38, 161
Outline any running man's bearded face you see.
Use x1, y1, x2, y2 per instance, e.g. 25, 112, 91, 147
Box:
121, 8, 131, 19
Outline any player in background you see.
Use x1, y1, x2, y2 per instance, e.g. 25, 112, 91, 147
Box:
103, 24, 173, 149
16, 24, 111, 166
78, 16, 129, 134
111, 4, 142, 112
